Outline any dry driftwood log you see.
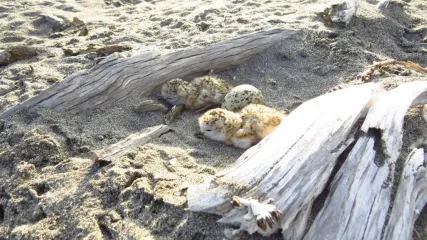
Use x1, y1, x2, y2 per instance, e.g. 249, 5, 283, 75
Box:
0, 29, 296, 119
383, 148, 427, 240
322, 0, 358, 26
306, 81, 427, 240
377, 0, 392, 9
91, 125, 170, 164
188, 83, 379, 239
305, 133, 388, 240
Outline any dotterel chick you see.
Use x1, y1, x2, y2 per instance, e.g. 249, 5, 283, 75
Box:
198, 108, 243, 146
198, 104, 286, 149
191, 75, 233, 111
233, 104, 286, 148
161, 78, 198, 109
221, 84, 264, 112
161, 76, 232, 111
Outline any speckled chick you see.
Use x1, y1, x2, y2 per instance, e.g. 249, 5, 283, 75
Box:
161, 78, 198, 109
233, 104, 286, 148
221, 84, 264, 112
191, 76, 233, 110
198, 108, 243, 146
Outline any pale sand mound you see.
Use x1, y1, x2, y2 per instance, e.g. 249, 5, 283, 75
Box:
1, 0, 427, 239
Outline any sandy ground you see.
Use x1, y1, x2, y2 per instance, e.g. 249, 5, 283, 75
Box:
0, 0, 427, 239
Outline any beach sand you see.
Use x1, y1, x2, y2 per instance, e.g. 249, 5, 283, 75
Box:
0, 0, 426, 239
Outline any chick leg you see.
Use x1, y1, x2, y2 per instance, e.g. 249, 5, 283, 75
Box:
164, 104, 185, 124
194, 104, 215, 113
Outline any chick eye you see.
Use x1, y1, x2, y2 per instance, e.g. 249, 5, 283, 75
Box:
205, 129, 212, 132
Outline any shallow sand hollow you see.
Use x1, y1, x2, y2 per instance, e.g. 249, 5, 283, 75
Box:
1, 0, 427, 239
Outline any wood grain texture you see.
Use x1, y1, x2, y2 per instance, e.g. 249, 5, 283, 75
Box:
0, 29, 296, 119
306, 81, 427, 240
361, 81, 427, 162
305, 133, 389, 240
188, 83, 379, 238
91, 125, 170, 163
383, 148, 427, 240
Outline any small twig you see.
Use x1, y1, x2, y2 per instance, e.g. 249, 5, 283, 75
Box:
63, 44, 131, 56
357, 59, 427, 82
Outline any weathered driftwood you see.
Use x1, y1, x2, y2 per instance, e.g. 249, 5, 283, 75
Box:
383, 148, 427, 240
306, 81, 427, 240
304, 133, 388, 240
323, 0, 358, 26
377, 0, 391, 9
0, 29, 296, 119
91, 125, 170, 164
361, 81, 427, 161
187, 83, 379, 238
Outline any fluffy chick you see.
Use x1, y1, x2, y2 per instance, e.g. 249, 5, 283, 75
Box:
191, 76, 233, 110
161, 78, 198, 109
198, 108, 242, 146
199, 105, 286, 149
234, 104, 286, 147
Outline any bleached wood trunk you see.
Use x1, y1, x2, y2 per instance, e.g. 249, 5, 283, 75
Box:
306, 81, 427, 240
327, 0, 359, 26
188, 83, 380, 238
304, 133, 389, 240
188, 81, 427, 239
0, 29, 296, 119
383, 148, 427, 240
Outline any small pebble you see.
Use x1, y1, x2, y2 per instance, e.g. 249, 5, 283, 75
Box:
71, 17, 85, 27
79, 26, 89, 36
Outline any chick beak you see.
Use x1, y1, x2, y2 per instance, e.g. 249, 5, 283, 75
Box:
194, 131, 205, 139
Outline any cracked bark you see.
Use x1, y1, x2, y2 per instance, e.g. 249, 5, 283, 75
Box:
0, 29, 296, 118
188, 83, 379, 239
383, 148, 427, 240
188, 81, 427, 239
306, 81, 427, 240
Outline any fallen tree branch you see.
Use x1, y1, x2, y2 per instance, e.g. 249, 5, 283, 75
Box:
91, 124, 170, 164
0, 29, 296, 119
